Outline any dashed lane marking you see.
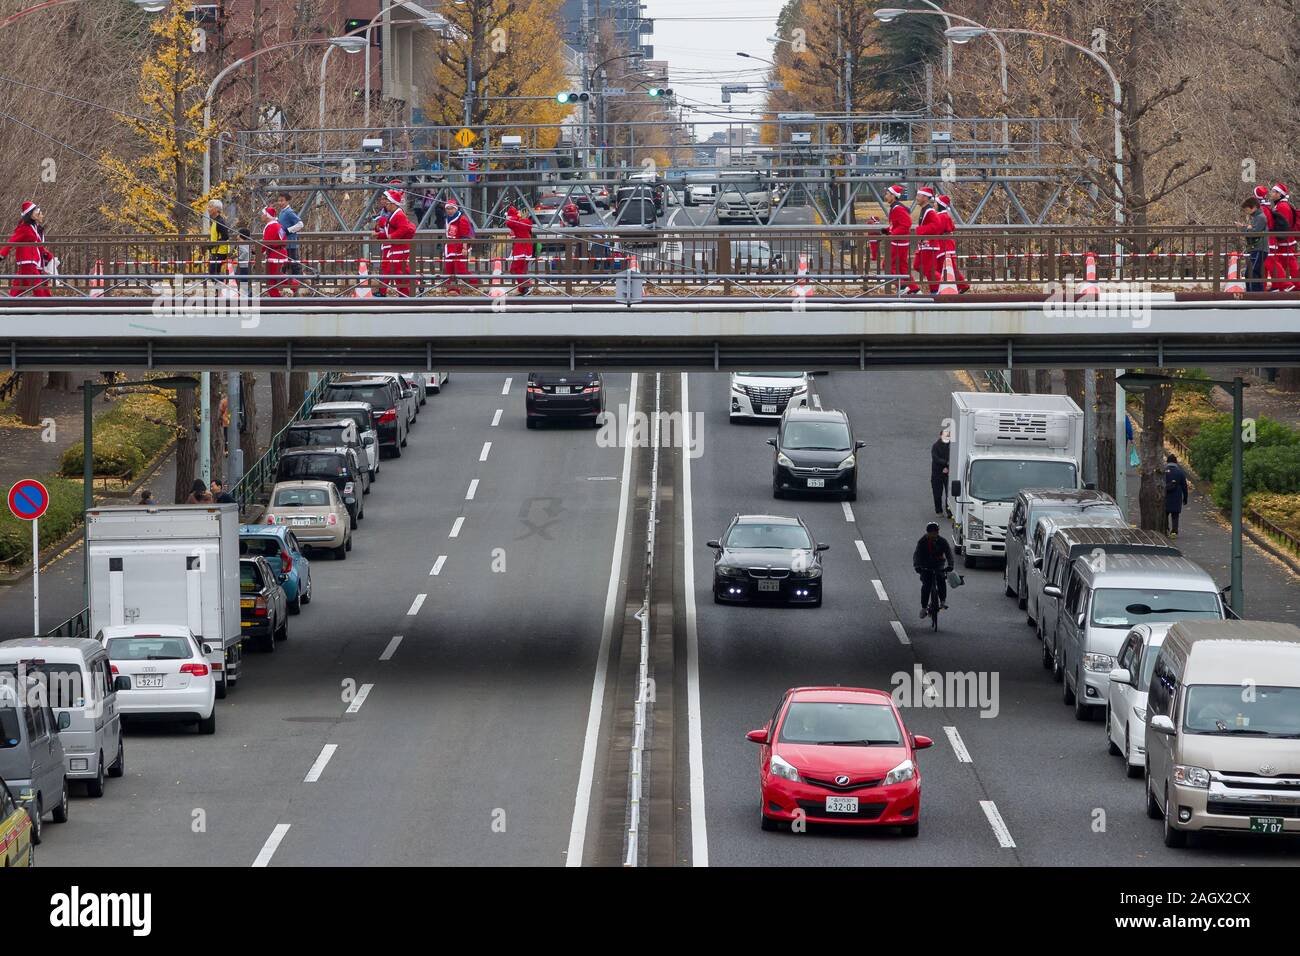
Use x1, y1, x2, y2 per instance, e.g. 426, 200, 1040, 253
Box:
379, 635, 404, 661
501, 377, 512, 395
466, 479, 479, 500
890, 620, 911, 645
449, 517, 464, 538
944, 726, 972, 763
303, 744, 338, 783
980, 800, 1017, 848
252, 824, 291, 867
406, 594, 426, 616
491, 408, 503, 427
841, 501, 854, 522
855, 540, 871, 561
479, 441, 492, 462
430, 555, 447, 575
345, 683, 374, 715
872, 579, 888, 601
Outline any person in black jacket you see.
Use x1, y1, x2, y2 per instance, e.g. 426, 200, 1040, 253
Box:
930, 432, 950, 514
913, 521, 954, 618
1164, 453, 1189, 537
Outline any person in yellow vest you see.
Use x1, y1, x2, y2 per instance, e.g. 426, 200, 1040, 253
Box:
207, 200, 231, 276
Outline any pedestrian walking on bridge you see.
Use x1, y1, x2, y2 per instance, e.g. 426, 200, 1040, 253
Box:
0, 201, 52, 296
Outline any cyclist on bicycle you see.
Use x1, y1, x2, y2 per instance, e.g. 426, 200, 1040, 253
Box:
912, 521, 954, 619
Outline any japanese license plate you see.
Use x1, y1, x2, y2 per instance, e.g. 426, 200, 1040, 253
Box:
761, 404, 777, 414
806, 478, 825, 488
1250, 816, 1285, 834
293, 516, 314, 526
825, 796, 858, 813
555, 386, 571, 395
757, 580, 780, 592
135, 675, 164, 689
240, 598, 254, 608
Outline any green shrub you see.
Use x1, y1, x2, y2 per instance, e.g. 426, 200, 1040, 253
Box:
1212, 445, 1300, 510
1189, 414, 1298, 481
58, 391, 176, 479
0, 477, 84, 566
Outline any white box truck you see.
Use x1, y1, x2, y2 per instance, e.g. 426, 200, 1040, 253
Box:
86, 504, 243, 698
948, 392, 1086, 567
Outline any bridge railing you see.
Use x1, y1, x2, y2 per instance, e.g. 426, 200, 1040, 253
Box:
0, 226, 1288, 298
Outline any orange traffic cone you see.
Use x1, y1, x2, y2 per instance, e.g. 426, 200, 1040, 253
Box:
488, 258, 507, 300
937, 256, 958, 294
354, 259, 373, 298
1223, 252, 1246, 293
793, 252, 811, 299
89, 258, 105, 298
1078, 252, 1100, 297
628, 254, 640, 272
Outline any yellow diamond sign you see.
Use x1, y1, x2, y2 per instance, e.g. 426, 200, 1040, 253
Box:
454, 127, 478, 148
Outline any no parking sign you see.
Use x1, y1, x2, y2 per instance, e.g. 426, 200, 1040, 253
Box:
8, 479, 50, 634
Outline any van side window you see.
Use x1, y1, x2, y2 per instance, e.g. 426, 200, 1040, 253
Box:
1149, 656, 1174, 716
1011, 501, 1025, 536
1117, 633, 1137, 670
22, 705, 37, 741
96, 660, 112, 699
1032, 525, 1045, 558
1064, 567, 1084, 616
29, 704, 47, 740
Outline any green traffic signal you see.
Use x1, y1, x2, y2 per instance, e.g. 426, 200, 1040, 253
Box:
647, 87, 673, 98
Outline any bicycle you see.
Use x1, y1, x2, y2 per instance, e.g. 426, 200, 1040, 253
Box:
918, 567, 948, 631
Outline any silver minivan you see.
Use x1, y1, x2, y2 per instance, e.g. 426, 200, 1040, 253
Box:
1145, 620, 1300, 847
1047, 554, 1224, 721
0, 676, 69, 844
0, 637, 124, 796
1004, 489, 1122, 610
1024, 513, 1129, 629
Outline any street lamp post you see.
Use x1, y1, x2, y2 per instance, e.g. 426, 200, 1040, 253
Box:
587, 52, 644, 172
1118, 372, 1247, 618
0, 0, 165, 30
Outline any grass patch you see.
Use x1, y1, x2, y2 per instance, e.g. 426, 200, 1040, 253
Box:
0, 476, 84, 566
58, 389, 177, 479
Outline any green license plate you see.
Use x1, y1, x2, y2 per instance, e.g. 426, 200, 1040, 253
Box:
1249, 816, 1285, 834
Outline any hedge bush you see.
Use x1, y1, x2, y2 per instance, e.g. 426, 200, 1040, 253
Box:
1211, 445, 1300, 510
0, 476, 84, 566
59, 390, 177, 479
1248, 492, 1300, 541
1188, 414, 1298, 481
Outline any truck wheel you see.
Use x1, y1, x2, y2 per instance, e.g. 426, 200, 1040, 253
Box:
86, 758, 105, 798
197, 711, 216, 735
216, 671, 229, 699
963, 552, 977, 569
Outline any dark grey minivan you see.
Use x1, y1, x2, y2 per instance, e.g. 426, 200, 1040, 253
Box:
0, 677, 69, 845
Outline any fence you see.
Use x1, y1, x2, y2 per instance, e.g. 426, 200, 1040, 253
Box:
230, 372, 338, 514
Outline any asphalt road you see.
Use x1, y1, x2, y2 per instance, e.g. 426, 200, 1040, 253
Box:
682, 369, 1300, 866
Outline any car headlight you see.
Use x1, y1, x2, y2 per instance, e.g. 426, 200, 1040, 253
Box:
967, 515, 985, 541
731, 382, 748, 396
884, 759, 915, 785
791, 555, 821, 578
792, 382, 808, 392
1174, 764, 1210, 789
1083, 653, 1117, 673
837, 455, 855, 469
777, 453, 795, 468
1133, 705, 1147, 722
770, 754, 801, 783
716, 565, 744, 579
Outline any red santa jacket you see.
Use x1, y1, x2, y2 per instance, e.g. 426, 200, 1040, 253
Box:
445, 212, 474, 256
383, 208, 415, 257
886, 201, 912, 248
936, 209, 957, 255
373, 214, 390, 257
915, 206, 944, 251
505, 209, 534, 255
0, 221, 49, 268
1272, 199, 1296, 251
262, 220, 286, 260
1261, 203, 1279, 252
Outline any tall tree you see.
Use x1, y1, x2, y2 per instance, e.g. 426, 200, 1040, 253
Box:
1137, 377, 1175, 530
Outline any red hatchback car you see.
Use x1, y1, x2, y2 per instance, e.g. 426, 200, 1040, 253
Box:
747, 686, 933, 836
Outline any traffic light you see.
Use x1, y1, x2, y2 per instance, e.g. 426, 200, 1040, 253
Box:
556, 91, 591, 104
647, 87, 674, 98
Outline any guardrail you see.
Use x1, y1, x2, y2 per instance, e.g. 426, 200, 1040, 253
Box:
47, 606, 89, 639
230, 373, 338, 514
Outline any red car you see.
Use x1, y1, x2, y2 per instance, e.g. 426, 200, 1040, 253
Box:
747, 686, 932, 835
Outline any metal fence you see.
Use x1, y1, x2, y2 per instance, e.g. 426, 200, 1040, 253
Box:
230, 373, 338, 514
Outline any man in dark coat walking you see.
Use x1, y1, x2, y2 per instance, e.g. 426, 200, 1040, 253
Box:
930, 431, 950, 515
1164, 453, 1189, 537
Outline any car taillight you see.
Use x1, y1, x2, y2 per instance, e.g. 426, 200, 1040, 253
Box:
266, 513, 278, 524
180, 663, 209, 677
527, 385, 543, 394
586, 382, 602, 391
254, 596, 268, 616
110, 664, 118, 675
327, 513, 338, 526
280, 550, 292, 574
378, 408, 397, 424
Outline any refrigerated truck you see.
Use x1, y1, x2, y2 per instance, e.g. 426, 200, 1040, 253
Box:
948, 392, 1086, 567
86, 504, 243, 698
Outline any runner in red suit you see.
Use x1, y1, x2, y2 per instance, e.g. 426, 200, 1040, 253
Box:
1254, 185, 1287, 290
935, 194, 971, 293
505, 205, 535, 293
379, 187, 416, 297
443, 200, 477, 293
371, 209, 389, 297
0, 201, 52, 296
913, 186, 943, 294
260, 205, 288, 297
884, 184, 913, 294
1270, 183, 1298, 292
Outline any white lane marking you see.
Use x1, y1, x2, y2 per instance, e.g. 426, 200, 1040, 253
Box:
681, 372, 709, 867
855, 540, 871, 561
379, 635, 404, 661
841, 501, 855, 522
667, 207, 681, 227
430, 555, 447, 576
568, 372, 640, 868
449, 517, 464, 538
980, 800, 1017, 848
303, 744, 338, 783
466, 479, 479, 500
501, 377, 512, 395
345, 683, 374, 715
871, 579, 888, 601
252, 823, 291, 867
944, 726, 972, 763
812, 392, 823, 409
491, 408, 503, 427
406, 593, 426, 616
586, 476, 618, 481
890, 620, 911, 645
479, 441, 492, 462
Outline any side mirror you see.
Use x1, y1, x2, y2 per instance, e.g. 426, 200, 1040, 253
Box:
855, 440, 866, 449
1011, 523, 1024, 537
766, 438, 777, 447
57, 712, 71, 731
1076, 612, 1086, 628
1108, 667, 1133, 686
705, 540, 721, 549
950, 479, 962, 498
912, 734, 933, 750
1084, 481, 1097, 491
363, 435, 375, 446
816, 543, 830, 552
1043, 584, 1062, 599
1149, 714, 1176, 737
745, 728, 769, 744
113, 675, 130, 692
1033, 556, 1043, 569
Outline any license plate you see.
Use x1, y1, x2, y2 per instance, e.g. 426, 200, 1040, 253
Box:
555, 386, 571, 395
1250, 816, 1285, 834
806, 478, 825, 488
825, 796, 858, 813
240, 598, 254, 608
761, 404, 777, 414
292, 517, 314, 526
134, 675, 164, 689
757, 580, 780, 592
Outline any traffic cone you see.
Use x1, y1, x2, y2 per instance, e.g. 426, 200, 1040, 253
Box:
629, 254, 640, 272
488, 258, 507, 300
89, 258, 105, 298
1223, 252, 1246, 293
793, 252, 811, 299
354, 259, 373, 298
937, 256, 958, 295
221, 257, 239, 300
1078, 252, 1100, 297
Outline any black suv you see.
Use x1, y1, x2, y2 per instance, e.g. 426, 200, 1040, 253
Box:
707, 514, 828, 606
275, 447, 367, 527
282, 420, 370, 491
321, 378, 408, 455
769, 408, 865, 501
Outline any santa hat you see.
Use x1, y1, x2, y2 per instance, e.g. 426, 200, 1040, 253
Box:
262, 205, 278, 220
384, 188, 404, 205
936, 194, 952, 210
917, 186, 935, 201
1254, 185, 1269, 201
1271, 182, 1289, 198
20, 201, 38, 218
887, 184, 905, 199
507, 205, 519, 218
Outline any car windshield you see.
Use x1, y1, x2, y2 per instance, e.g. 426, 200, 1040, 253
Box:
1137, 643, 1162, 692
240, 563, 263, 592
0, 706, 19, 747
105, 636, 193, 661
285, 427, 345, 448
1183, 685, 1300, 737
274, 487, 330, 507
1090, 588, 1222, 628
312, 409, 369, 433
323, 385, 390, 409
615, 201, 655, 224
969, 459, 1078, 502
278, 455, 344, 478
720, 177, 762, 193
1029, 502, 1122, 530
725, 522, 812, 550
783, 421, 851, 451
0, 664, 83, 708
778, 701, 903, 746
737, 371, 804, 378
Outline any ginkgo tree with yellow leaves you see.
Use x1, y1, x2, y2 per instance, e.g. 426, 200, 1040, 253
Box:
100, 0, 230, 236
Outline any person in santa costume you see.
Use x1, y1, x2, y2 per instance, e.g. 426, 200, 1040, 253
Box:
935, 194, 970, 293
1269, 182, 1297, 292
884, 184, 912, 294
379, 186, 416, 297
505, 205, 534, 293
371, 206, 390, 297
1, 201, 52, 296
1253, 185, 1286, 291
443, 199, 477, 292
260, 205, 289, 298
912, 186, 944, 293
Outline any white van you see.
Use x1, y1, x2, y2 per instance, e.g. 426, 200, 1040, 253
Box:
0, 638, 123, 797
1145, 620, 1300, 847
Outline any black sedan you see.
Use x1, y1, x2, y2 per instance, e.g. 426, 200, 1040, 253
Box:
708, 514, 828, 607
525, 372, 605, 428
239, 556, 289, 652
770, 408, 865, 501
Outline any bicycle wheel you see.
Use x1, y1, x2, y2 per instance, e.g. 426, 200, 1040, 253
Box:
931, 602, 939, 630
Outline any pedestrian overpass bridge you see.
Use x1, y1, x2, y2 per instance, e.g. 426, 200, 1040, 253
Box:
3, 293, 1298, 371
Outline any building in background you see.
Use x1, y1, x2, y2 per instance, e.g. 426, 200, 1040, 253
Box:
561, 0, 654, 58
